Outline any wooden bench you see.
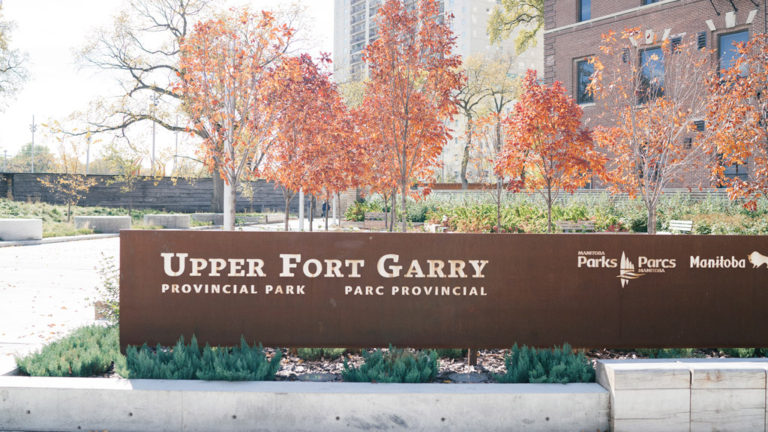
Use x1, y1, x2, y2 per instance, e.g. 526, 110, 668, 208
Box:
667, 219, 693, 234
557, 220, 596, 233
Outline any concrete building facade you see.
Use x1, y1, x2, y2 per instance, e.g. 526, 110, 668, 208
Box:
333, 0, 544, 181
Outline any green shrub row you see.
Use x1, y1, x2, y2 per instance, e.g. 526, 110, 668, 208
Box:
19, 325, 766, 383
126, 336, 281, 381
406, 192, 768, 234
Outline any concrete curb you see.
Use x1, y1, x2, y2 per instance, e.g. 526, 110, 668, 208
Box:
0, 378, 608, 432
0, 233, 119, 248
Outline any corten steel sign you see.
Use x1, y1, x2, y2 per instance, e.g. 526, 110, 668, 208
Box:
120, 230, 768, 350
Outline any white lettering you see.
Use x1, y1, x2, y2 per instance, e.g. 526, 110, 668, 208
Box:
161, 253, 187, 277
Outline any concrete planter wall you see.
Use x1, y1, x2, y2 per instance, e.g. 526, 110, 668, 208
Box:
0, 378, 608, 432
74, 216, 131, 233
4, 359, 767, 431
0, 218, 42, 241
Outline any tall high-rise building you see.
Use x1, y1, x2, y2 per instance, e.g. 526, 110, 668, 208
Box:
333, 0, 543, 181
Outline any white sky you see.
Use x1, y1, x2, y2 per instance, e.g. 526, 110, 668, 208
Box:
0, 0, 334, 160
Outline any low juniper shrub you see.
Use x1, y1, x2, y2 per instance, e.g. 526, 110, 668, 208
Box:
342, 346, 438, 383
16, 325, 126, 377
126, 335, 281, 381
495, 343, 595, 384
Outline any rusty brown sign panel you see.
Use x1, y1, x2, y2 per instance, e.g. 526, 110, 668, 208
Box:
120, 230, 768, 350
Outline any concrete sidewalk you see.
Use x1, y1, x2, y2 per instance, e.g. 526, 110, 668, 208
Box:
0, 219, 345, 375
0, 237, 119, 375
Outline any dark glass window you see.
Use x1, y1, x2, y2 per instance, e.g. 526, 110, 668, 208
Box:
642, 0, 660, 4
719, 30, 749, 72
576, 60, 594, 104
579, 0, 590, 22
639, 47, 664, 103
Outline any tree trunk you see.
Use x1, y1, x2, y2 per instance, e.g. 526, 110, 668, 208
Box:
67, 201, 72, 223
460, 120, 473, 190
390, 189, 396, 233
647, 203, 657, 234
212, 173, 224, 213
223, 180, 235, 230
382, 192, 389, 231
283, 192, 291, 232
546, 186, 553, 234
309, 196, 315, 232
496, 177, 502, 233
324, 198, 329, 231
400, 180, 407, 232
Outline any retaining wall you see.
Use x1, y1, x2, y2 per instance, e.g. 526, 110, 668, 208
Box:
0, 379, 608, 432
0, 173, 300, 213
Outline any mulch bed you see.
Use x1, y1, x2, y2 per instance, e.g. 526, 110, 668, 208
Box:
268, 347, 737, 383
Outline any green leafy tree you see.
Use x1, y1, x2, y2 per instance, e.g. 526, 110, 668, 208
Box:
7, 144, 54, 173
487, 0, 544, 54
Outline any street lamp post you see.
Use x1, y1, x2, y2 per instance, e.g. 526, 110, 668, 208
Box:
29, 115, 36, 173
85, 130, 91, 175
151, 94, 159, 174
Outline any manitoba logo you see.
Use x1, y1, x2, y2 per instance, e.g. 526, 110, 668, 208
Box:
748, 251, 768, 269
617, 252, 645, 287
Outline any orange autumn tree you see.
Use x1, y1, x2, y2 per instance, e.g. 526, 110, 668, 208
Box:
264, 54, 358, 231
709, 33, 768, 210
361, 0, 463, 232
496, 70, 604, 233
179, 9, 294, 230
589, 29, 716, 234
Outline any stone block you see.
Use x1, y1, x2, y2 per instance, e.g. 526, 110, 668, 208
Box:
74, 216, 131, 233
0, 218, 42, 241
611, 389, 690, 432
691, 388, 765, 432
143, 214, 190, 229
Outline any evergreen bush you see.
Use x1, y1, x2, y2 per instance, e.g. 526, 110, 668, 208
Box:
126, 336, 281, 381
16, 325, 126, 377
342, 346, 438, 383
495, 344, 594, 384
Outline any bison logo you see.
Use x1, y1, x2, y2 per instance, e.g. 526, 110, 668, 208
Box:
748, 251, 768, 269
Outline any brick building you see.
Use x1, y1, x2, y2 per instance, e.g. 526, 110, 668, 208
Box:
544, 0, 767, 183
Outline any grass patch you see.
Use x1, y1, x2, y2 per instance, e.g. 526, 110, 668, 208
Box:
16, 325, 126, 377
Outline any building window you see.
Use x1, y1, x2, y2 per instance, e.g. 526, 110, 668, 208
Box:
639, 47, 664, 103
579, 0, 590, 22
724, 162, 748, 180
719, 30, 749, 72
642, 0, 660, 4
576, 59, 594, 104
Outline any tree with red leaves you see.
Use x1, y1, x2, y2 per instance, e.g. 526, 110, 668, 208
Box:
360, 0, 463, 232
709, 33, 768, 211
496, 70, 605, 233
179, 9, 294, 230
